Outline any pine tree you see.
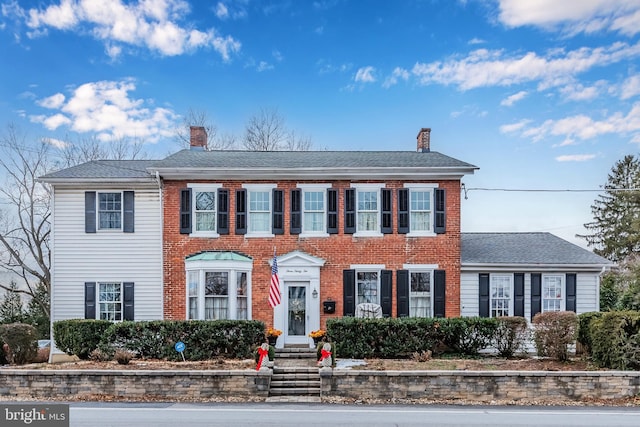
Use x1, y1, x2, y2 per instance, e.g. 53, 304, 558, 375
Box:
23, 282, 50, 339
0, 281, 24, 324
580, 155, 640, 263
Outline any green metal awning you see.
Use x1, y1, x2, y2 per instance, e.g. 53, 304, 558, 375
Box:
185, 251, 252, 262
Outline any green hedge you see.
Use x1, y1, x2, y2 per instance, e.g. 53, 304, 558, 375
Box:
53, 319, 265, 361
590, 311, 640, 369
53, 319, 112, 359
577, 311, 603, 354
326, 317, 500, 358
0, 323, 38, 365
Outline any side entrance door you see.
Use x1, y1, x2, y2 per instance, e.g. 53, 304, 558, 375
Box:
284, 281, 309, 345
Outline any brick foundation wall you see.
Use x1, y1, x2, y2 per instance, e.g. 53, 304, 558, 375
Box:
163, 180, 462, 325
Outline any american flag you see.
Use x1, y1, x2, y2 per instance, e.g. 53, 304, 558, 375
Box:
269, 251, 281, 308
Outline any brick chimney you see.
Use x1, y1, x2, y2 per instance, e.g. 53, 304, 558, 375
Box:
190, 126, 207, 151
417, 128, 431, 152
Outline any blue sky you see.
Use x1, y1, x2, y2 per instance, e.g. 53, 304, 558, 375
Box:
1, 0, 640, 249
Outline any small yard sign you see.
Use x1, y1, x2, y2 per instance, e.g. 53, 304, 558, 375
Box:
175, 341, 186, 361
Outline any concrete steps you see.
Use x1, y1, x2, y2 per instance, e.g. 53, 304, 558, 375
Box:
266, 346, 321, 403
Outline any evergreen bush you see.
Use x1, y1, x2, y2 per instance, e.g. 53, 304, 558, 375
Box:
0, 323, 38, 365
53, 319, 112, 359
590, 310, 640, 369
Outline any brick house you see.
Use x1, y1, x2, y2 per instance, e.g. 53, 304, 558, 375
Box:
149, 127, 477, 346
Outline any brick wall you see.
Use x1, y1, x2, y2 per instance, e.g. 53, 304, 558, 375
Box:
163, 179, 462, 325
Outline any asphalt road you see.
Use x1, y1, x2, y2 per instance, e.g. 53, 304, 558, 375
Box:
65, 402, 640, 427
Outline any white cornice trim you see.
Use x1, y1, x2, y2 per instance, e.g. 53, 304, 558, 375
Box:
461, 263, 612, 272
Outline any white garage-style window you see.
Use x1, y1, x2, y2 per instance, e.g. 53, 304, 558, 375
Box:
186, 252, 253, 320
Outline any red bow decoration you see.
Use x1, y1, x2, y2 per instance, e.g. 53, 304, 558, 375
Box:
318, 348, 332, 364
256, 347, 269, 371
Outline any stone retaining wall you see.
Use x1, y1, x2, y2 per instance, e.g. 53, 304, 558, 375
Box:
320, 369, 640, 402
0, 370, 271, 400
1, 369, 639, 402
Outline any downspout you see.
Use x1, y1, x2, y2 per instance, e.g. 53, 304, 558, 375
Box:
156, 170, 165, 320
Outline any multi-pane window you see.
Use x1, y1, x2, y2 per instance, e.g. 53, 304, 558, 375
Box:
357, 190, 378, 232
237, 272, 248, 320
410, 190, 432, 231
490, 275, 512, 317
303, 190, 325, 232
99, 282, 122, 321
249, 190, 271, 233
194, 191, 216, 232
205, 272, 228, 320
543, 275, 563, 312
98, 192, 122, 229
187, 264, 251, 320
357, 271, 379, 304
410, 272, 431, 317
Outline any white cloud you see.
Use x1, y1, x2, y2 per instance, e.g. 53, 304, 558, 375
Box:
257, 61, 273, 72
15, 0, 241, 60
215, 2, 229, 19
555, 154, 597, 162
37, 93, 66, 109
499, 119, 532, 134
510, 102, 640, 144
354, 66, 376, 83
559, 81, 606, 101
411, 41, 640, 91
500, 91, 528, 106
30, 79, 178, 142
382, 67, 410, 88
468, 37, 485, 45
621, 75, 640, 100
42, 137, 70, 149
497, 0, 640, 36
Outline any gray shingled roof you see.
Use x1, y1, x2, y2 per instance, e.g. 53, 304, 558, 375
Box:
461, 232, 612, 266
40, 160, 157, 180
151, 149, 477, 169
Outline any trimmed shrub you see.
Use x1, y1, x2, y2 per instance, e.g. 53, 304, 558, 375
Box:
53, 319, 112, 359
0, 323, 38, 365
443, 317, 499, 356
590, 311, 640, 369
532, 311, 578, 361
624, 331, 640, 370
98, 320, 265, 361
577, 311, 603, 355
494, 316, 529, 358
114, 349, 134, 365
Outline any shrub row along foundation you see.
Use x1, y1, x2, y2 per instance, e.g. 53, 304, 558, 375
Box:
1, 369, 639, 402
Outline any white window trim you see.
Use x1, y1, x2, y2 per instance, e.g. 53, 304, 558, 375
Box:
490, 273, 514, 317
97, 190, 124, 232
242, 183, 276, 238
185, 260, 253, 320
352, 183, 384, 237
297, 183, 331, 238
352, 266, 383, 306
98, 281, 123, 321
542, 273, 566, 312
404, 266, 436, 318
188, 183, 222, 238
403, 183, 438, 237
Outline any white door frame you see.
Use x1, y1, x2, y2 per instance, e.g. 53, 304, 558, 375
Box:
270, 251, 325, 348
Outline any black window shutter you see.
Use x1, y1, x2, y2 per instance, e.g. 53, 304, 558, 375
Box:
434, 188, 446, 234
479, 273, 490, 318
123, 191, 135, 233
85, 191, 96, 233
235, 189, 246, 235
85, 282, 96, 319
381, 270, 392, 317
290, 189, 301, 234
434, 269, 446, 318
217, 189, 229, 235
343, 269, 356, 316
327, 189, 338, 234
344, 189, 356, 234
381, 189, 392, 234
396, 270, 409, 317
514, 273, 525, 317
123, 282, 135, 321
531, 273, 542, 320
566, 273, 577, 312
272, 189, 284, 235
397, 189, 409, 234
179, 188, 192, 234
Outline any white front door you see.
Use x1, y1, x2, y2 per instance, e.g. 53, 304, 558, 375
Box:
284, 281, 309, 345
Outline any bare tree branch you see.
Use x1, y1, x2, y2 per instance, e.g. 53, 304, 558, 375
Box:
243, 107, 314, 151
174, 108, 236, 151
